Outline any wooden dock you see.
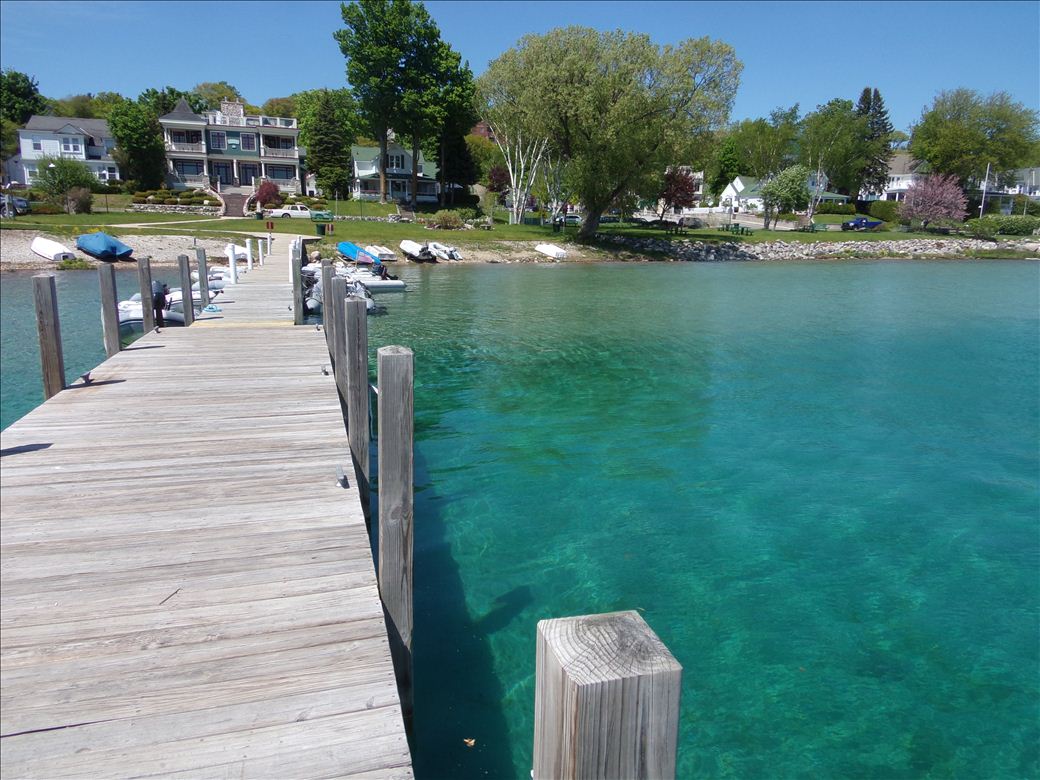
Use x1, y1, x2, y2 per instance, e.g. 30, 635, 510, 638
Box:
0, 241, 413, 778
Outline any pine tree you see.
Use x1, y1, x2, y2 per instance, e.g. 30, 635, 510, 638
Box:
855, 87, 894, 197
306, 90, 353, 197
707, 135, 742, 198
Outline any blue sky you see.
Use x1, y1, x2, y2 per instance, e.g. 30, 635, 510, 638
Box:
1, 0, 1036, 131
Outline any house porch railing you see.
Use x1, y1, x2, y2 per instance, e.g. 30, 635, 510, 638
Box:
262, 146, 298, 159
166, 141, 206, 153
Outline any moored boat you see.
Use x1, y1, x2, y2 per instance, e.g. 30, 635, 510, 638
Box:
75, 232, 132, 259
364, 244, 396, 262
31, 236, 76, 262
399, 239, 436, 262
337, 241, 379, 264
428, 241, 461, 262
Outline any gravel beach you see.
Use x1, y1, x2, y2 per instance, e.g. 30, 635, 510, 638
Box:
0, 230, 243, 271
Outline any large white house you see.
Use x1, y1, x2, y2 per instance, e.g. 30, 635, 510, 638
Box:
720, 172, 849, 212
351, 143, 438, 202
14, 116, 121, 186
859, 152, 925, 202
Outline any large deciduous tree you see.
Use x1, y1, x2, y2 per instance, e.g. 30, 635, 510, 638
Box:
798, 99, 868, 215
854, 87, 894, 197
910, 89, 1039, 188
656, 169, 699, 219
425, 48, 477, 206
728, 105, 799, 179
480, 27, 741, 236
192, 81, 244, 110
899, 174, 967, 227
1, 69, 47, 124
137, 87, 207, 118
108, 99, 166, 188
34, 155, 96, 211
336, 0, 415, 203
262, 96, 297, 117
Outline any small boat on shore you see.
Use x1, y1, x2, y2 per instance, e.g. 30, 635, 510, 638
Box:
76, 232, 132, 260
429, 241, 461, 262
364, 244, 396, 262
535, 243, 567, 260
399, 240, 436, 262
336, 241, 379, 264
30, 236, 75, 262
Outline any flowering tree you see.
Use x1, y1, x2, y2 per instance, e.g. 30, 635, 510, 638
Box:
899, 174, 967, 227
656, 169, 699, 219
760, 164, 810, 228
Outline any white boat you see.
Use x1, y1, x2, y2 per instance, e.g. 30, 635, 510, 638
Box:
399, 240, 435, 262
428, 241, 461, 261
336, 265, 407, 292
224, 243, 248, 261
31, 236, 75, 262
305, 274, 384, 314
364, 244, 396, 262
535, 243, 568, 260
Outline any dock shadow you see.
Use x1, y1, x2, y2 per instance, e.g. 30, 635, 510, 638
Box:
123, 344, 165, 351
66, 379, 126, 390
370, 444, 517, 779
1, 443, 52, 457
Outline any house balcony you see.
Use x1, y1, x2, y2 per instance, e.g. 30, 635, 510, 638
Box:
262, 146, 299, 159
166, 141, 206, 153
204, 113, 298, 129
168, 173, 210, 189
253, 176, 300, 194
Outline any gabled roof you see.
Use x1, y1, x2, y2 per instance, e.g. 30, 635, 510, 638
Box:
23, 115, 112, 141
888, 152, 923, 176
735, 176, 762, 196
159, 98, 205, 123
351, 144, 437, 178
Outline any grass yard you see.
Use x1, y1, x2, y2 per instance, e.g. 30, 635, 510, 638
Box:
323, 200, 398, 218
6, 212, 219, 227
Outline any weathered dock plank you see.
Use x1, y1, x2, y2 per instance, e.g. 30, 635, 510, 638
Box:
0, 239, 412, 779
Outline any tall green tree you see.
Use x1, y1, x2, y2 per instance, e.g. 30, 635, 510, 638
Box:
33, 155, 96, 211
2, 118, 21, 162
192, 81, 244, 110
910, 88, 1039, 188
760, 163, 810, 227
261, 96, 297, 117
295, 88, 358, 151
1, 69, 47, 123
464, 133, 503, 185
479, 27, 741, 237
706, 134, 742, 197
302, 89, 355, 198
422, 45, 476, 206
108, 99, 166, 188
91, 91, 127, 120
49, 93, 97, 117
854, 87, 894, 197
798, 99, 868, 210
335, 0, 415, 203
727, 106, 799, 179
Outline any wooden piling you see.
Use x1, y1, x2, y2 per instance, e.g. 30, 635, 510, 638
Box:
292, 240, 305, 325
98, 263, 120, 358
32, 274, 65, 399
533, 611, 682, 780
329, 276, 347, 397
195, 247, 210, 306
345, 297, 371, 510
177, 255, 194, 327
228, 246, 239, 285
137, 256, 155, 332
320, 259, 333, 352
246, 238, 254, 272
377, 345, 414, 719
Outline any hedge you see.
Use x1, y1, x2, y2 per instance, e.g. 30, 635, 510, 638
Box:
868, 200, 900, 223
964, 214, 1040, 236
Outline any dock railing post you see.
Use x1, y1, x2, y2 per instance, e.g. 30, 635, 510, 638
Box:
320, 259, 334, 352
292, 240, 305, 325
329, 276, 347, 396
177, 254, 194, 326
246, 238, 254, 272
195, 248, 210, 306
227, 245, 239, 285
345, 296, 371, 511
377, 345, 414, 719
98, 264, 121, 357
33, 274, 65, 399
533, 611, 682, 780
137, 256, 155, 332
258, 238, 265, 267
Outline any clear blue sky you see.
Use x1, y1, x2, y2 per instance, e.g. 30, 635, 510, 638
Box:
1, 0, 1036, 131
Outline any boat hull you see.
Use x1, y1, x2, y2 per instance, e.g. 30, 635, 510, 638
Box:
75, 232, 132, 259
31, 237, 75, 262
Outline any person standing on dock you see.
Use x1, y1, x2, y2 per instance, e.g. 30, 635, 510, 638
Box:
152, 281, 169, 328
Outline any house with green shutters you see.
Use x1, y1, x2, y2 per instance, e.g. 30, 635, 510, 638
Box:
159, 99, 302, 193
351, 143, 439, 203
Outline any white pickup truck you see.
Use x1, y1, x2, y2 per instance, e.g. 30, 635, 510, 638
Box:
266, 204, 332, 220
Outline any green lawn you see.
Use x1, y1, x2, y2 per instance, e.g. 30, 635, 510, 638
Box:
7, 212, 218, 227
323, 200, 398, 218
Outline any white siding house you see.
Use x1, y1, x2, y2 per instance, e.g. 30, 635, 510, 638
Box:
351, 143, 438, 202
17, 116, 121, 186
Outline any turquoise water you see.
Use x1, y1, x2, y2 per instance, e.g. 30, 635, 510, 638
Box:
1, 269, 144, 430
361, 261, 1039, 779
2, 261, 1037, 778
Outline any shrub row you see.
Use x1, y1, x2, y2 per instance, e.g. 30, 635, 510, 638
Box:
964, 214, 1040, 237
867, 200, 901, 223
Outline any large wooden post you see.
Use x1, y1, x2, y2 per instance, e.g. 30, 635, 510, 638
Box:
227, 245, 239, 285
377, 345, 414, 719
137, 256, 155, 332
98, 264, 120, 357
533, 611, 682, 780
33, 274, 65, 399
195, 247, 210, 306
320, 259, 334, 353
258, 237, 265, 267
329, 276, 347, 397
177, 255, 194, 326
246, 238, 254, 272
292, 240, 305, 325
345, 296, 370, 510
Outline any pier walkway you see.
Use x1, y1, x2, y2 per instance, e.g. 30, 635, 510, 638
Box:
0, 242, 412, 778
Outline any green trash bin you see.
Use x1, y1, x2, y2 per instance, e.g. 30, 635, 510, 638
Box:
315, 222, 326, 237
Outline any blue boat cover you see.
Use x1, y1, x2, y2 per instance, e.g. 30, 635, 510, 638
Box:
76, 232, 133, 259
336, 241, 377, 264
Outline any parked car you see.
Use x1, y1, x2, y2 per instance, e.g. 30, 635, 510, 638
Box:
1, 196, 30, 216
841, 216, 884, 231
266, 203, 333, 220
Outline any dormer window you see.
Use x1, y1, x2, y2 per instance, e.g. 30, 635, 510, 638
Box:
61, 137, 81, 154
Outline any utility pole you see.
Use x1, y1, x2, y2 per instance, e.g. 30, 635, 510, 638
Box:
978, 162, 991, 219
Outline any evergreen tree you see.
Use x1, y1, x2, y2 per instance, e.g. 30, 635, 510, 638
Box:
305, 89, 354, 197
855, 87, 894, 196
707, 135, 742, 197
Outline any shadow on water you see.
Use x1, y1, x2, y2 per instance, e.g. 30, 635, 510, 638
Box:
370, 442, 518, 779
